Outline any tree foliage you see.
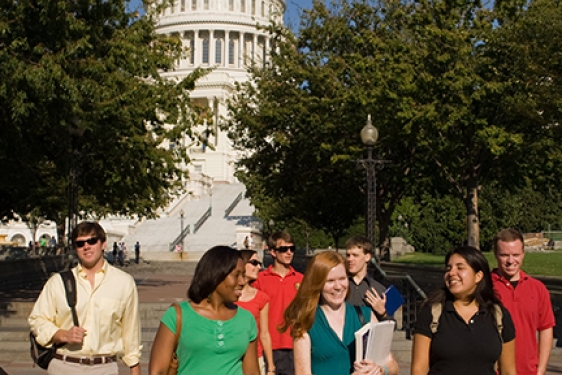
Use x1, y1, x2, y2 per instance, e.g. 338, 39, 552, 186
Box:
228, 0, 562, 249
228, 0, 424, 248
0, 0, 209, 236
406, 0, 562, 247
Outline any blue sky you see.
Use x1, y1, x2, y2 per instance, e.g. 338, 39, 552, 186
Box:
284, 0, 313, 30
128, 0, 314, 31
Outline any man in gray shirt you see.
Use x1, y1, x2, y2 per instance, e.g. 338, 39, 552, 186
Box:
345, 235, 388, 321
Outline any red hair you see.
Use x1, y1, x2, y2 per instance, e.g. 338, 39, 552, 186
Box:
280, 251, 345, 338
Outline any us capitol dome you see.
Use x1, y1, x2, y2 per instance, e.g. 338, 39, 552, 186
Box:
153, 0, 286, 184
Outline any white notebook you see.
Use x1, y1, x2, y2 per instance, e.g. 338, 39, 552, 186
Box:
354, 320, 395, 365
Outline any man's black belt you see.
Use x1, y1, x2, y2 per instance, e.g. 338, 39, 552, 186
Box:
54, 353, 117, 365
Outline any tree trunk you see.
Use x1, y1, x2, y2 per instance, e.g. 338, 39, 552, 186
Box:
331, 233, 340, 252
464, 182, 480, 249
56, 221, 66, 246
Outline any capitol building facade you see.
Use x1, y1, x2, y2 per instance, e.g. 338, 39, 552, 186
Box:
155, 0, 285, 183
0, 1, 285, 247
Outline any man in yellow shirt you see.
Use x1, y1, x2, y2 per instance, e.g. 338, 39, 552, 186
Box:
29, 221, 142, 375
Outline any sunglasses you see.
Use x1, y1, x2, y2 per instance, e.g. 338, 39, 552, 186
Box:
275, 245, 296, 253
248, 259, 262, 267
74, 237, 99, 248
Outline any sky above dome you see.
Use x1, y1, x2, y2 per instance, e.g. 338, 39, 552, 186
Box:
128, 0, 313, 32
284, 0, 313, 31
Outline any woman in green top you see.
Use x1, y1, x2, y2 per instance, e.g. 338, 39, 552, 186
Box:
149, 246, 260, 375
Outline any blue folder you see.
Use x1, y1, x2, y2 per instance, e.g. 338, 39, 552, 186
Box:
384, 284, 405, 316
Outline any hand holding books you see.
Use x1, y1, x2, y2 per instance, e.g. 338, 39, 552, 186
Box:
355, 320, 396, 365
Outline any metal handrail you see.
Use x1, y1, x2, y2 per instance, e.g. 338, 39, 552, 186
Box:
224, 193, 242, 217
194, 207, 211, 234
371, 260, 426, 339
169, 224, 190, 251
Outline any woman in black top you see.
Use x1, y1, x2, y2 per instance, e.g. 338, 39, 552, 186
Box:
411, 246, 516, 375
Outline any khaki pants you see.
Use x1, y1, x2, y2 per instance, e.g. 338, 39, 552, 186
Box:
48, 358, 118, 375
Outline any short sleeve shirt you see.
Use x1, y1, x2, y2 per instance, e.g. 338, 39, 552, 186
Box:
161, 301, 257, 375
253, 266, 303, 350
414, 301, 515, 375
492, 269, 555, 375
236, 290, 270, 357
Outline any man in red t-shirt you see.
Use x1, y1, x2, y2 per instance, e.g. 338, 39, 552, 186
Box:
254, 231, 303, 375
492, 228, 555, 375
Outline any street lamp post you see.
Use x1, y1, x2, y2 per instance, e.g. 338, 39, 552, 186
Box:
360, 115, 378, 254
209, 187, 213, 215
180, 209, 185, 250
179, 209, 185, 260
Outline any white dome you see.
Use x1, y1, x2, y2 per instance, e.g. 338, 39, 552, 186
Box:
152, 0, 286, 184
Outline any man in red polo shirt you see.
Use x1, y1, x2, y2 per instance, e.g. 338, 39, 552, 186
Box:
254, 231, 303, 375
492, 228, 555, 375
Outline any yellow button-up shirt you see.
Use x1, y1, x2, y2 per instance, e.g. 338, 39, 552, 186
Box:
28, 261, 142, 367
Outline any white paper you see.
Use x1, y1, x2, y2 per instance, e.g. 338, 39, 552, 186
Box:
355, 320, 395, 365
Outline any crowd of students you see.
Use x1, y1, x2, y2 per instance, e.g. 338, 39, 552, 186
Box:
28, 223, 555, 375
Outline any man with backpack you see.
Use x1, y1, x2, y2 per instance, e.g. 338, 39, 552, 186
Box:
492, 228, 555, 375
28, 221, 142, 375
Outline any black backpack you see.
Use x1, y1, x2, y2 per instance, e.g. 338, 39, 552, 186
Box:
30, 270, 79, 369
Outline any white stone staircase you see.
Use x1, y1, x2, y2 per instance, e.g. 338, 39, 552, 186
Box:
122, 183, 258, 260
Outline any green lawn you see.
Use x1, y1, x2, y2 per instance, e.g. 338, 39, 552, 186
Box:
392, 251, 562, 277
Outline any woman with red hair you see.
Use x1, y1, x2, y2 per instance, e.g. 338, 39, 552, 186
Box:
281, 251, 398, 375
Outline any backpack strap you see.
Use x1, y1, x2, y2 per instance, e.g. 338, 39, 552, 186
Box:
493, 304, 503, 342
354, 305, 366, 326
492, 304, 503, 372
430, 303, 442, 334
59, 270, 79, 326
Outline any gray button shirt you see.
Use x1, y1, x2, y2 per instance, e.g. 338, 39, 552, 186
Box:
347, 275, 386, 307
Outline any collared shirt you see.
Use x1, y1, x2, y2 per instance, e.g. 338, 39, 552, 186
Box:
492, 269, 556, 375
347, 274, 386, 307
253, 265, 303, 350
414, 300, 515, 375
28, 261, 142, 367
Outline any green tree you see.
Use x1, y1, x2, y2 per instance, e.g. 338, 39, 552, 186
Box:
0, 0, 209, 241
390, 195, 466, 254
229, 0, 562, 252
396, 0, 562, 248
228, 0, 424, 251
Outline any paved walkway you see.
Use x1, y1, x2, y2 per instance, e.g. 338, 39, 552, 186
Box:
1, 270, 562, 374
